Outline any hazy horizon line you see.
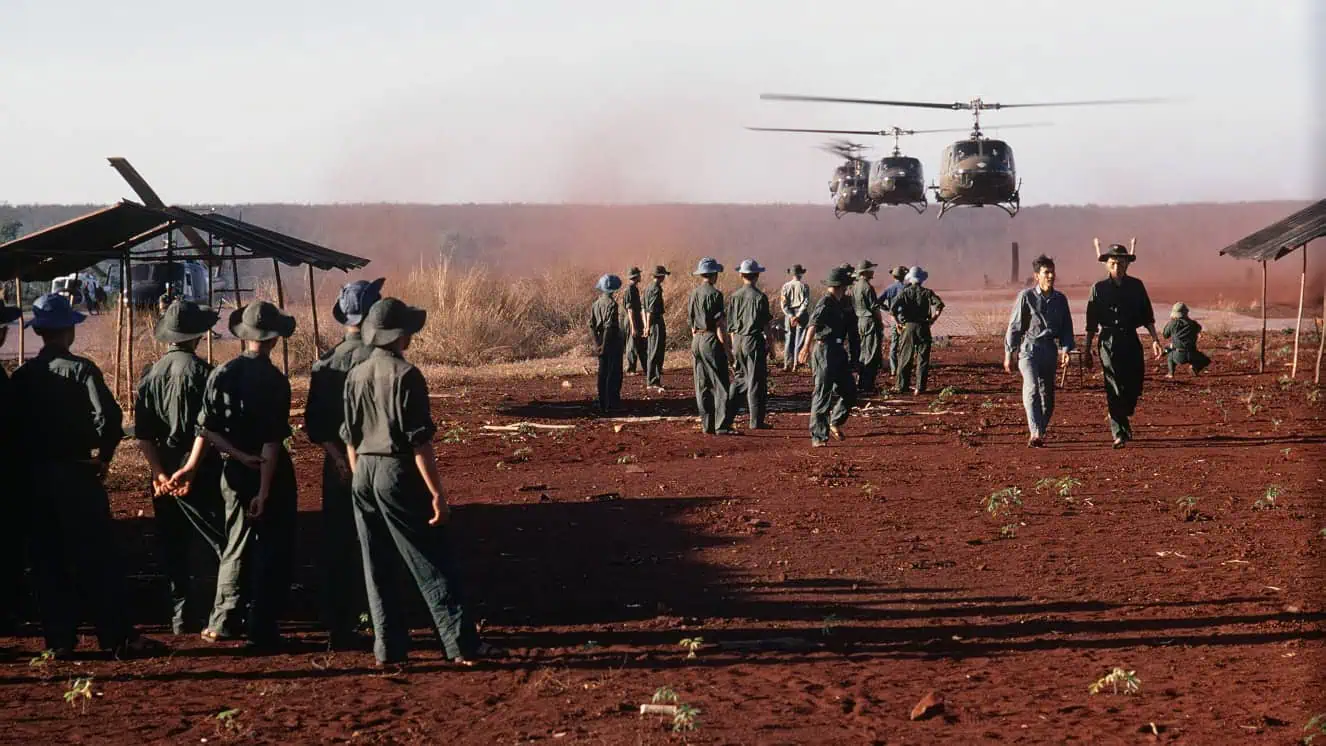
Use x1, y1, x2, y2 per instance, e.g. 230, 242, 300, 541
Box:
1, 198, 1317, 210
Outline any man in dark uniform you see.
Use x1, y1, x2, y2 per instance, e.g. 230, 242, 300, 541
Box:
891, 266, 945, 395
852, 260, 884, 394
589, 274, 625, 414
688, 258, 737, 435
881, 265, 908, 375
305, 278, 383, 649
0, 300, 24, 634
1161, 302, 1211, 378
170, 300, 297, 648
12, 294, 156, 656
1084, 244, 1164, 448
840, 264, 861, 374
135, 300, 225, 634
342, 297, 502, 666
799, 266, 856, 447
622, 267, 647, 377
642, 266, 669, 390
726, 259, 773, 430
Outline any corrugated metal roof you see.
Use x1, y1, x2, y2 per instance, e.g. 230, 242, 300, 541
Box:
1218, 198, 1326, 261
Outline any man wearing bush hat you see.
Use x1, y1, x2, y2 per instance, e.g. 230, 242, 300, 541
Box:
622, 267, 647, 378
11, 293, 156, 655
305, 278, 383, 648
169, 300, 298, 648
726, 258, 774, 429
798, 266, 857, 446
890, 266, 945, 395
590, 274, 625, 414
689, 258, 738, 435
0, 299, 21, 633
882, 265, 909, 374
135, 300, 226, 635
779, 265, 810, 372
838, 263, 861, 374
341, 297, 502, 666
642, 266, 670, 389
853, 259, 885, 395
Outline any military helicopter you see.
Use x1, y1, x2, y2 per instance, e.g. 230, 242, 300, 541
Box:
760, 93, 1162, 218
818, 140, 876, 218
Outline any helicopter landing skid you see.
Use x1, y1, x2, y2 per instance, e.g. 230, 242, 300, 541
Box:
935, 196, 1019, 219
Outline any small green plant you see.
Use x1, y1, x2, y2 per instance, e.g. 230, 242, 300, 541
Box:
64, 676, 94, 712
1242, 390, 1262, 416
29, 649, 56, 669
1175, 495, 1200, 522
1282, 447, 1293, 457
821, 614, 841, 637
1254, 485, 1282, 510
928, 386, 963, 412
998, 523, 1018, 540
980, 399, 997, 410
652, 686, 678, 705
442, 424, 467, 444
1304, 712, 1326, 744
1036, 476, 1083, 499
673, 703, 702, 733
679, 637, 704, 659
616, 453, 637, 465
1088, 667, 1141, 696
984, 487, 1023, 517
216, 708, 243, 734
1309, 388, 1322, 404
357, 612, 372, 633
510, 447, 533, 463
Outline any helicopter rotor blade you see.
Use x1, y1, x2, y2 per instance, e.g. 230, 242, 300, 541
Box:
761, 93, 963, 110
993, 97, 1169, 108
747, 126, 888, 136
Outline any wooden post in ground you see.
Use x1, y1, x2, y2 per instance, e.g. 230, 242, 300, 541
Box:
230, 245, 243, 355
1291, 245, 1306, 378
1316, 289, 1325, 385
113, 258, 125, 400
126, 254, 135, 403
15, 278, 23, 362
1259, 260, 1267, 374
272, 258, 289, 376
307, 263, 321, 356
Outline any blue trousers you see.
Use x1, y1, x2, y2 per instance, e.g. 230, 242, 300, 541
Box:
1018, 345, 1059, 438
783, 315, 805, 369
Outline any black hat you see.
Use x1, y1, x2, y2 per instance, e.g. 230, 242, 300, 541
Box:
822, 266, 854, 287
156, 300, 220, 343
1098, 244, 1137, 263
627, 266, 643, 279
789, 264, 807, 275
0, 300, 19, 325
652, 265, 671, 277
362, 297, 428, 347
855, 259, 878, 273
332, 278, 386, 326
228, 301, 296, 342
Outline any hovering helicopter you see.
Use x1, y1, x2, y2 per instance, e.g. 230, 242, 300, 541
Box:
819, 140, 876, 218
760, 94, 1162, 218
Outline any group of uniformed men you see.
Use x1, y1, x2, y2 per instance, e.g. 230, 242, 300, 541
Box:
0, 283, 499, 665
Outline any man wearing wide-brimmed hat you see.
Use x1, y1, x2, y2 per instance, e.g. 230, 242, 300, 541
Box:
882, 265, 909, 374
798, 266, 857, 446
171, 300, 298, 648
11, 293, 157, 656
852, 260, 885, 394
0, 299, 25, 633
623, 267, 647, 378
838, 263, 862, 374
642, 266, 670, 389
341, 297, 502, 666
305, 278, 383, 648
1084, 243, 1164, 447
890, 266, 945, 395
778, 264, 811, 372
135, 300, 226, 635
689, 258, 738, 434
726, 259, 774, 429
1160, 302, 1211, 379
590, 274, 626, 413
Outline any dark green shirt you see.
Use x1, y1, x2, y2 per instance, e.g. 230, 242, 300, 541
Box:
891, 284, 945, 324
11, 347, 122, 462
1086, 276, 1155, 334
340, 348, 437, 456
808, 293, 852, 342
725, 285, 772, 337
1163, 317, 1202, 350
135, 346, 212, 457
623, 283, 644, 332
590, 293, 624, 352
643, 281, 666, 325
852, 279, 881, 332
197, 351, 291, 454
305, 331, 373, 445
688, 283, 725, 332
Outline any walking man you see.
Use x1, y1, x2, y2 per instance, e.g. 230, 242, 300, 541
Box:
799, 266, 857, 447
853, 260, 884, 394
590, 274, 625, 414
135, 300, 226, 634
726, 259, 773, 429
305, 278, 383, 649
881, 265, 908, 375
342, 297, 501, 666
779, 265, 811, 372
1004, 255, 1075, 447
1084, 243, 1164, 448
689, 257, 737, 435
623, 267, 647, 377
643, 266, 669, 390
891, 266, 945, 395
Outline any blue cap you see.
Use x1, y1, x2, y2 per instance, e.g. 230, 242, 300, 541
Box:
332, 278, 386, 326
737, 258, 766, 274
25, 293, 86, 330
693, 257, 724, 275
596, 274, 623, 293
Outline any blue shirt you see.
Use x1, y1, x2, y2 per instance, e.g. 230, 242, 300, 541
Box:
881, 280, 905, 304
1005, 286, 1075, 356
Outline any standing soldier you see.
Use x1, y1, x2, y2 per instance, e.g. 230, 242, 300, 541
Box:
1084, 243, 1164, 448
689, 257, 738, 435
171, 300, 298, 648
881, 265, 908, 375
590, 274, 625, 414
135, 300, 226, 634
342, 297, 502, 666
852, 260, 884, 394
726, 259, 773, 430
623, 267, 647, 377
1003, 256, 1074, 447
12, 294, 157, 656
799, 266, 856, 447
0, 300, 24, 634
891, 266, 945, 395
642, 266, 670, 390
305, 278, 383, 649
778, 265, 811, 372
840, 263, 861, 375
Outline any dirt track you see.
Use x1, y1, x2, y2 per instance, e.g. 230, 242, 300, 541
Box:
1, 335, 1323, 744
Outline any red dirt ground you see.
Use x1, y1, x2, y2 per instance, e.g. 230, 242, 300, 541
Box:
1, 335, 1323, 745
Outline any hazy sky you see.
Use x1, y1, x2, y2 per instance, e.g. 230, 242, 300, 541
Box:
1, 0, 1320, 206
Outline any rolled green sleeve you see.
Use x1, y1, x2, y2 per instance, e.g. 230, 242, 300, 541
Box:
400, 368, 437, 447
87, 368, 123, 460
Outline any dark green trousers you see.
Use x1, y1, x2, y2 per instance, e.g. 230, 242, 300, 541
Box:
597, 343, 624, 413
1100, 329, 1144, 441
728, 334, 769, 428
810, 341, 855, 442
1167, 346, 1210, 375
692, 332, 733, 433
624, 335, 646, 373
857, 320, 883, 393
27, 462, 134, 651
894, 322, 933, 393
646, 323, 666, 387
888, 324, 901, 374
0, 471, 28, 631
352, 455, 479, 663
847, 323, 861, 371
322, 448, 368, 644
153, 450, 224, 634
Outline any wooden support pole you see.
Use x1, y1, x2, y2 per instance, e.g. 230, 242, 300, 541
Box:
307, 263, 321, 356
273, 258, 289, 376
113, 258, 125, 400
127, 254, 135, 403
1259, 260, 1267, 374
15, 278, 23, 362
1291, 244, 1306, 378
231, 245, 243, 354
1316, 289, 1325, 385
206, 236, 215, 365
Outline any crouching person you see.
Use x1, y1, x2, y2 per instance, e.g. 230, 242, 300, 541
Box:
1160, 302, 1211, 378
342, 298, 502, 666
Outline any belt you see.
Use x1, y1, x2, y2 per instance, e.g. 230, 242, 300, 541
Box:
691, 328, 716, 334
